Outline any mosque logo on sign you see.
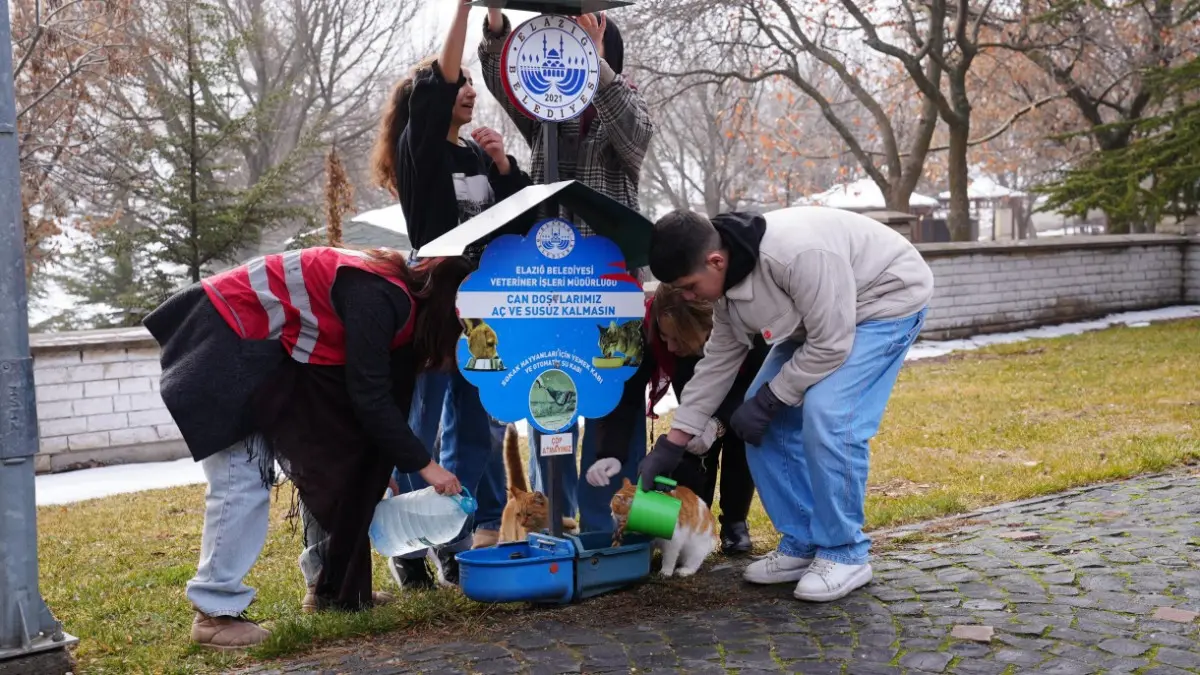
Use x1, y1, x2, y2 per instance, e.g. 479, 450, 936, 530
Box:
501, 16, 601, 122
534, 218, 575, 259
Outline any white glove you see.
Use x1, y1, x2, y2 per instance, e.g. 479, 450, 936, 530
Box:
586, 458, 622, 487
685, 417, 722, 456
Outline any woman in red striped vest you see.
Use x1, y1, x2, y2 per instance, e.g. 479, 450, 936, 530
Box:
144, 247, 471, 650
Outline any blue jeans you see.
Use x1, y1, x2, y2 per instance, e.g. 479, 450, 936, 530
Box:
186, 437, 271, 616
529, 418, 648, 532
395, 369, 507, 557
746, 309, 926, 566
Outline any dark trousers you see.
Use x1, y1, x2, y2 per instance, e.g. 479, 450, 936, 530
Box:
668, 432, 755, 524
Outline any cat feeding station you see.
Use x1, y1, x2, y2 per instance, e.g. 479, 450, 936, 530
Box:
417, 180, 652, 604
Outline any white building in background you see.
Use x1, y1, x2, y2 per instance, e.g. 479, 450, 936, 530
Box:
805, 178, 940, 213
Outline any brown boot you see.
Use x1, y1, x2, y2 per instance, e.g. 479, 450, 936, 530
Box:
303, 586, 395, 614
191, 611, 269, 650
472, 529, 499, 549
301, 586, 319, 614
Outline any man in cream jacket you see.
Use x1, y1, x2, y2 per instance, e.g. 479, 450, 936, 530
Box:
639, 206, 933, 602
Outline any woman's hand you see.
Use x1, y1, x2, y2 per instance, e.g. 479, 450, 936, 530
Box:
419, 461, 462, 495
471, 127, 511, 175
487, 7, 503, 34
577, 13, 606, 59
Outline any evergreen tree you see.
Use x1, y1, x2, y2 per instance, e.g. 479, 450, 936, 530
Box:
1039, 57, 1200, 233
47, 0, 315, 329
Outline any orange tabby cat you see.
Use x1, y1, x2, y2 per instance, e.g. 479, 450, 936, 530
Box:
610, 477, 718, 577
498, 424, 578, 543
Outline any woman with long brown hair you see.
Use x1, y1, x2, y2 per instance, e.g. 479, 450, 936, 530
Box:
144, 247, 472, 650
370, 0, 529, 252
369, 0, 534, 590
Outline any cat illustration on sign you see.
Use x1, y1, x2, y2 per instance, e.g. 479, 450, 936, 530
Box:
593, 319, 644, 368
462, 318, 505, 371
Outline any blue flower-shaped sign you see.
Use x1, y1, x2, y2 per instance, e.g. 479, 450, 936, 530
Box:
456, 218, 645, 434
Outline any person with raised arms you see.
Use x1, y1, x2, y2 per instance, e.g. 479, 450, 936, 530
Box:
477, 5, 655, 533
369, 0, 534, 586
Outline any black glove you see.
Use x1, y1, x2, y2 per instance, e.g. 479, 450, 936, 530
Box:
637, 435, 687, 491
730, 383, 785, 446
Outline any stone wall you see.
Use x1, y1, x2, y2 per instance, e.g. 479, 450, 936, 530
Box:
31, 328, 186, 474
917, 235, 1195, 339
28, 235, 1200, 472
1187, 236, 1200, 304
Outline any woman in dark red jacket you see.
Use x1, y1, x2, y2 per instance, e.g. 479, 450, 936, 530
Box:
588, 284, 769, 553
144, 248, 470, 650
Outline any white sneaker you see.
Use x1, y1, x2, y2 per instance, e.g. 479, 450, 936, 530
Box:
743, 550, 813, 584
793, 558, 873, 602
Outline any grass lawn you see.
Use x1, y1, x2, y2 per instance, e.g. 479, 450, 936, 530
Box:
37, 319, 1200, 674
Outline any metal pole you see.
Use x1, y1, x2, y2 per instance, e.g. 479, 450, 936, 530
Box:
541, 121, 563, 538
0, 0, 78, 665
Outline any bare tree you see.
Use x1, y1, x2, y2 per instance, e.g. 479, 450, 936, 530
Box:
639, 80, 767, 216
631, 1, 1062, 240
629, 1, 939, 216
998, 0, 1198, 232
102, 0, 424, 251
11, 0, 136, 276
212, 0, 420, 188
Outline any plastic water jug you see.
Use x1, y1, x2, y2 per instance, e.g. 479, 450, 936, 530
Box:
368, 486, 478, 557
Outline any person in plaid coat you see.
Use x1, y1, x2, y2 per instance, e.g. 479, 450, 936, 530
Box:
479, 8, 655, 533
479, 9, 654, 231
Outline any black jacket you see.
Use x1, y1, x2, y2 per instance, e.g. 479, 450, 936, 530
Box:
396, 61, 533, 251
144, 269, 431, 473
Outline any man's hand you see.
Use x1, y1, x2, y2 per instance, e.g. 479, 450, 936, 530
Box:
418, 461, 462, 495
730, 384, 785, 446
577, 12, 606, 59
471, 127, 511, 175
636, 435, 686, 491
585, 458, 622, 487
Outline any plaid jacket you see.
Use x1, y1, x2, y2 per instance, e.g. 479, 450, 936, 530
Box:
479, 14, 654, 236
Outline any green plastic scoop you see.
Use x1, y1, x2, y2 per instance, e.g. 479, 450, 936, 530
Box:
626, 476, 682, 539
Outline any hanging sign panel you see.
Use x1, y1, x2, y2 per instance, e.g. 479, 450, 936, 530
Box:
456, 218, 645, 434
500, 14, 602, 122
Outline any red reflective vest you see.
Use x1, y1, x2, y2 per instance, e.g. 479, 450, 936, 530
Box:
202, 248, 415, 365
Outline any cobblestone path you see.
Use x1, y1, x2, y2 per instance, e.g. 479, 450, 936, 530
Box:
259, 471, 1200, 674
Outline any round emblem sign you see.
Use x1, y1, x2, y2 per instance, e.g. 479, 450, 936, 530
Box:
534, 218, 576, 259
500, 15, 602, 122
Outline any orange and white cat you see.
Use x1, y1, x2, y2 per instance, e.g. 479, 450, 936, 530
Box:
610, 477, 718, 577
497, 424, 578, 543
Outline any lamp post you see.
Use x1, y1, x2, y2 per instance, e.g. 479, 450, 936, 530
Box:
0, 0, 78, 670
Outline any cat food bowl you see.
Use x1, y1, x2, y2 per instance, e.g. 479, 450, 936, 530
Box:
465, 357, 505, 371
592, 356, 624, 368
457, 534, 575, 604
566, 532, 653, 601
456, 533, 653, 604
627, 477, 682, 539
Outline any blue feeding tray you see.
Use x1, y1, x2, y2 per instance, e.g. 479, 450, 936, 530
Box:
568, 532, 653, 601
457, 531, 653, 604
457, 534, 575, 604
